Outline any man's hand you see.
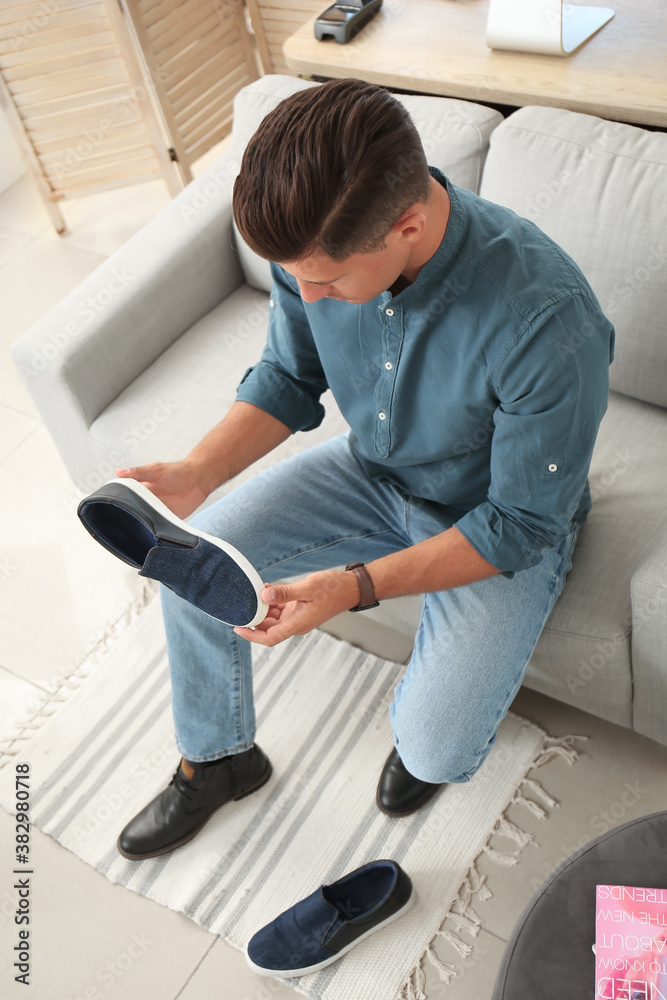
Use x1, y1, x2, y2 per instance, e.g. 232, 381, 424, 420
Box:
234, 570, 361, 647
113, 403, 293, 519
115, 460, 208, 519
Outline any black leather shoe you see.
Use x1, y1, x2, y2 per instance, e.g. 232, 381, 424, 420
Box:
376, 747, 444, 817
118, 745, 272, 860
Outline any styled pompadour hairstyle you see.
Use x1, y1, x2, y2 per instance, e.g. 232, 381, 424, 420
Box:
232, 78, 431, 263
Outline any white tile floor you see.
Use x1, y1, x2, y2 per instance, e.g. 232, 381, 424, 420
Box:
1, 156, 666, 1000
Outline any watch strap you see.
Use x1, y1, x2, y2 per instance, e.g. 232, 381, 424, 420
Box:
345, 562, 380, 612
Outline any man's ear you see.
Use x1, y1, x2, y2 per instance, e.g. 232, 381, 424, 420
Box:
391, 208, 427, 244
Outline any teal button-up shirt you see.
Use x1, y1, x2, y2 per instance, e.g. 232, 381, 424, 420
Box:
236, 169, 614, 575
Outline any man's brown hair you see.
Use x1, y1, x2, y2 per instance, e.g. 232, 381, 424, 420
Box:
232, 79, 431, 264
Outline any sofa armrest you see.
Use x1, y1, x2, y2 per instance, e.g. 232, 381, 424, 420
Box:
11, 149, 244, 483
631, 541, 667, 745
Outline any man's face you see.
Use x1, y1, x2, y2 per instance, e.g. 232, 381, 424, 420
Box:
278, 238, 412, 305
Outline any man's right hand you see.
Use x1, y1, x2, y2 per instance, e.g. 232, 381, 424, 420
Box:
114, 461, 208, 519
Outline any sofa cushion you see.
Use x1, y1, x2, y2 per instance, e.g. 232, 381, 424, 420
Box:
525, 390, 667, 727
87, 284, 349, 495
479, 106, 667, 409
230, 75, 504, 293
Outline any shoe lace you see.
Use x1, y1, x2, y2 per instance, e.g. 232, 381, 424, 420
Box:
170, 768, 196, 802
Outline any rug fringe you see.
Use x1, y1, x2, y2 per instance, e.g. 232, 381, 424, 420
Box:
466, 859, 493, 903
425, 946, 457, 984
520, 776, 558, 808
532, 733, 588, 768
511, 787, 548, 819
414, 964, 427, 999
401, 963, 427, 1000
397, 730, 586, 996
448, 909, 481, 937
438, 929, 474, 958
495, 814, 535, 849
0, 581, 158, 769
482, 843, 520, 867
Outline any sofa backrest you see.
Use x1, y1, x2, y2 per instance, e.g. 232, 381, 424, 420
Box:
229, 75, 503, 293
479, 107, 667, 410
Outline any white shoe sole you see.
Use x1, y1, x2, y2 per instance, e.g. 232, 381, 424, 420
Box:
245, 886, 415, 978
109, 478, 268, 629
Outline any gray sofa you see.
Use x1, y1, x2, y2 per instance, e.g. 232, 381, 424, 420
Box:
12, 76, 667, 746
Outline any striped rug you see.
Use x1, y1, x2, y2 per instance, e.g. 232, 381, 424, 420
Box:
0, 589, 579, 999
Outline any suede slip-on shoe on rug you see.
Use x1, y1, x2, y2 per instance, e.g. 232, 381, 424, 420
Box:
245, 859, 414, 977
77, 478, 268, 628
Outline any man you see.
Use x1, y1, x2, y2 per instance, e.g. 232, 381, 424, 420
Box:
115, 79, 613, 860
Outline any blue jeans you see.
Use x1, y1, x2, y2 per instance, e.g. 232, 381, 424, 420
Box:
161, 435, 579, 783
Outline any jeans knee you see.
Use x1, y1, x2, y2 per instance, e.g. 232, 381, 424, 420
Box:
394, 729, 489, 784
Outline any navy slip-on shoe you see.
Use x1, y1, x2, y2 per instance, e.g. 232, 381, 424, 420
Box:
77, 478, 268, 628
246, 859, 414, 978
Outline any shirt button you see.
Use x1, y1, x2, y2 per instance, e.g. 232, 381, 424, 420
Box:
385, 308, 394, 316
269, 299, 274, 307
384, 362, 393, 371
548, 463, 558, 472
378, 412, 387, 420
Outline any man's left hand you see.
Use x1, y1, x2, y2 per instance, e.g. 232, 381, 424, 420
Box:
233, 570, 360, 647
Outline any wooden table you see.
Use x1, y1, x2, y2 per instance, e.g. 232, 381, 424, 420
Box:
283, 0, 667, 128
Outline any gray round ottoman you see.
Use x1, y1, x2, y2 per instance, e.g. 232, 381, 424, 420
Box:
492, 811, 667, 999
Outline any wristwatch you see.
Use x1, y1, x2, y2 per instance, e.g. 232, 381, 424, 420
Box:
345, 562, 380, 612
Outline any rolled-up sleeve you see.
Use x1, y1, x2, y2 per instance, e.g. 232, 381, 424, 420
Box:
455, 293, 614, 574
235, 263, 328, 432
